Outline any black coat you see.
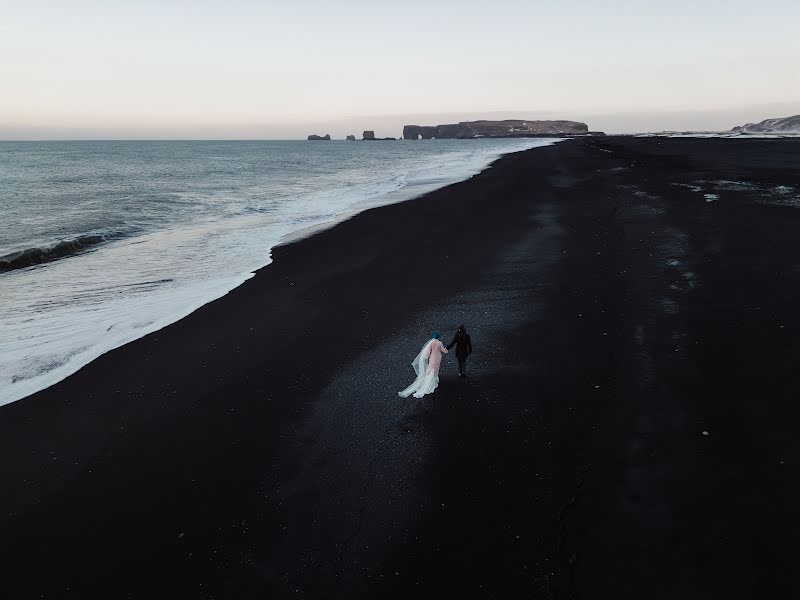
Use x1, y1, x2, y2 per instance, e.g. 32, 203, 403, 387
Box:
446, 332, 472, 358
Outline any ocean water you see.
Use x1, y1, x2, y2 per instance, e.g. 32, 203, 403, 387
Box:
0, 138, 557, 406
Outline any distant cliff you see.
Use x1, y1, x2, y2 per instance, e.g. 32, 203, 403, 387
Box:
307, 134, 331, 140
731, 115, 800, 134
403, 119, 588, 140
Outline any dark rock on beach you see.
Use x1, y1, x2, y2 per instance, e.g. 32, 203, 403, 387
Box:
1, 136, 799, 599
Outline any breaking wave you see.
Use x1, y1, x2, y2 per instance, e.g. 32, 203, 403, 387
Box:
0, 233, 122, 273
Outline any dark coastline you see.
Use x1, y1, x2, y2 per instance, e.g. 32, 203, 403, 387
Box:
1, 136, 800, 598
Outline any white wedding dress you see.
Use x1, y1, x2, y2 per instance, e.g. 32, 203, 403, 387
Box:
398, 339, 447, 399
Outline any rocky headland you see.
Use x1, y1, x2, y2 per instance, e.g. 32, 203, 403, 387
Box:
403, 119, 588, 139
731, 115, 800, 134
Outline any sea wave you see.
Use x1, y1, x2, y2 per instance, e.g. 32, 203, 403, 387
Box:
0, 233, 121, 273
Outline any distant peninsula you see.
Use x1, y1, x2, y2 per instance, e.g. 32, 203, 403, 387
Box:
403, 119, 589, 140
731, 115, 800, 134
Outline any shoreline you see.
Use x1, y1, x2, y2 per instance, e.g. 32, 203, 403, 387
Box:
2, 136, 799, 598
275, 139, 557, 246
1, 138, 557, 408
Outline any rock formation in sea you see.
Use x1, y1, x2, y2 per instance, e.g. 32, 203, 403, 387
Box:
731, 115, 800, 134
346, 135, 356, 141
360, 130, 396, 141
403, 119, 588, 139
307, 134, 331, 140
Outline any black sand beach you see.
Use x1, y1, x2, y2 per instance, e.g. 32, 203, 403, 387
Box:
1, 136, 799, 599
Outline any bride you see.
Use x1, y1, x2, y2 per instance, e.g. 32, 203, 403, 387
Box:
399, 332, 449, 399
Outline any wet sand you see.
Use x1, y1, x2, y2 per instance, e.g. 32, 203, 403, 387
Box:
1, 136, 799, 598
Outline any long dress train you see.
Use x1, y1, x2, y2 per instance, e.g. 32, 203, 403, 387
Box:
398, 339, 448, 398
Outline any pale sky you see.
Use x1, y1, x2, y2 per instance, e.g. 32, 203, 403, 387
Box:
1, 0, 798, 139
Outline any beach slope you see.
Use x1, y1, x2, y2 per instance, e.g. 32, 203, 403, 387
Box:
1, 137, 799, 599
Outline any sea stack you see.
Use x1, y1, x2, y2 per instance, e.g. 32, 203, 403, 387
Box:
362, 130, 375, 140
346, 135, 356, 141
307, 134, 331, 141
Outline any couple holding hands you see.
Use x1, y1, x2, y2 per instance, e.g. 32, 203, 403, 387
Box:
399, 325, 473, 399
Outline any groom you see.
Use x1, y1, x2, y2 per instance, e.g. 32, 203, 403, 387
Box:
446, 325, 473, 378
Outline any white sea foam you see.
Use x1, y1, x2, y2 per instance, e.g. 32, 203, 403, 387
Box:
670, 183, 703, 193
